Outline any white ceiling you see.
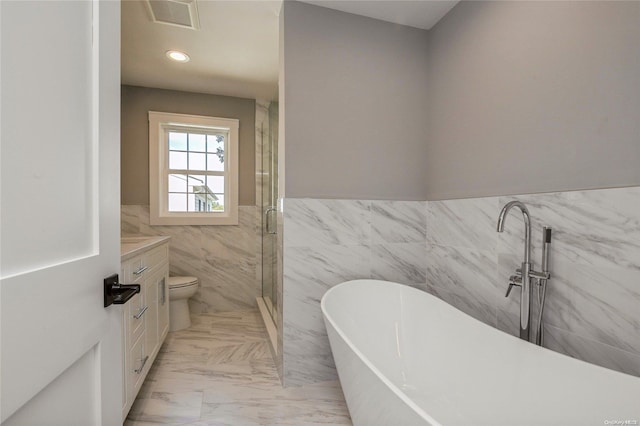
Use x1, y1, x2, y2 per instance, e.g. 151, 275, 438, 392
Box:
121, 1, 459, 100
300, 1, 459, 30
121, 1, 281, 100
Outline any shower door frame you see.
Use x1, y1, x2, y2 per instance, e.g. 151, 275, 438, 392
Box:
260, 100, 279, 325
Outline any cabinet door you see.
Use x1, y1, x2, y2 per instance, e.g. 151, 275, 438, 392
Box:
157, 267, 170, 342
144, 269, 160, 363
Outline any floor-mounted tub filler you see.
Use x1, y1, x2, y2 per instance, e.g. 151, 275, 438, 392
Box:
321, 280, 640, 426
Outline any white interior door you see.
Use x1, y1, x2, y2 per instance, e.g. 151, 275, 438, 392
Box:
0, 1, 121, 425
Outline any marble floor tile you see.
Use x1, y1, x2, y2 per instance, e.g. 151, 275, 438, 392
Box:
205, 341, 271, 365
128, 390, 203, 424
124, 419, 182, 426
127, 310, 352, 426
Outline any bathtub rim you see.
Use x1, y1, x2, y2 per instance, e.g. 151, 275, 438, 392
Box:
321, 279, 441, 426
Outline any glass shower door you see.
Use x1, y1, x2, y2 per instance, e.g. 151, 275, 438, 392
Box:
261, 100, 278, 321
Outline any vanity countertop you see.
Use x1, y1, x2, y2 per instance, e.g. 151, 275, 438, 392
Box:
121, 236, 171, 261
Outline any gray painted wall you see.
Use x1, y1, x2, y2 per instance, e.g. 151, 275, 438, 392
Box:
282, 1, 430, 200
425, 1, 640, 200
121, 85, 256, 205
281, 1, 640, 201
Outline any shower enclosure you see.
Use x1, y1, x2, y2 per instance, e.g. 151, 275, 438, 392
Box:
259, 99, 279, 331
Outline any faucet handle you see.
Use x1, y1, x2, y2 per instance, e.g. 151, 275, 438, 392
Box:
529, 270, 550, 280
505, 282, 519, 298
505, 275, 522, 297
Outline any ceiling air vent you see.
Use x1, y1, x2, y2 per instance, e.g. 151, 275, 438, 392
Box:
146, 0, 200, 30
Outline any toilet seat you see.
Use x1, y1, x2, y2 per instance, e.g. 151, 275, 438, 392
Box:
168, 276, 198, 289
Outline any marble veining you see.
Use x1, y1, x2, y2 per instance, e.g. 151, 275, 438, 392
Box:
121, 205, 260, 314
426, 244, 499, 312
275, 197, 285, 382
126, 310, 351, 426
282, 243, 372, 384
427, 187, 640, 378
284, 199, 371, 247
281, 198, 427, 386
544, 260, 640, 355
371, 243, 426, 285
498, 188, 640, 272
371, 201, 426, 243
282, 187, 640, 386
427, 196, 498, 251
544, 324, 640, 378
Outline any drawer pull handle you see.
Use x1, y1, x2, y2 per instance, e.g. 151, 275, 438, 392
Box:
133, 305, 149, 319
160, 278, 166, 305
133, 266, 148, 275
134, 355, 149, 374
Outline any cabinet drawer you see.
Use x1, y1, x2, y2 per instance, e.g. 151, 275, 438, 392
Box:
128, 291, 146, 345
123, 254, 150, 284
128, 255, 148, 282
128, 334, 147, 396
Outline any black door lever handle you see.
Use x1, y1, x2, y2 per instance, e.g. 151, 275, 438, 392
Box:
104, 274, 141, 307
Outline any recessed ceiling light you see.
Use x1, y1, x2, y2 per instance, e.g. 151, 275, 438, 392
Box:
166, 50, 190, 63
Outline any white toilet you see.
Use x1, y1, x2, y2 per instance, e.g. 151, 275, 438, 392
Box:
168, 276, 199, 332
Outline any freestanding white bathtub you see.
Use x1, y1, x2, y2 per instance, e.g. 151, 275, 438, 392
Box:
321, 279, 640, 426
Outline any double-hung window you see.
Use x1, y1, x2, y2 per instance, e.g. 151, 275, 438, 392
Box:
149, 112, 239, 225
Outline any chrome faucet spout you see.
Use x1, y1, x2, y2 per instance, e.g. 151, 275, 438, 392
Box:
496, 201, 531, 265
497, 200, 532, 341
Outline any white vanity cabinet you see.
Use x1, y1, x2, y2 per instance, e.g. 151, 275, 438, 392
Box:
120, 236, 171, 422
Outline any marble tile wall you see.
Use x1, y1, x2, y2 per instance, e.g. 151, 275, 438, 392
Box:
121, 204, 260, 314
275, 197, 285, 381
427, 186, 640, 377
281, 198, 427, 386
282, 187, 640, 386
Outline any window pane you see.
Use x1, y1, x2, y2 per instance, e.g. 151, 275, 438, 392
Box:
168, 174, 187, 192
188, 152, 206, 171
169, 132, 187, 151
207, 134, 224, 153
213, 194, 225, 211
168, 193, 187, 212
206, 153, 224, 172
187, 193, 196, 212
207, 134, 225, 171
187, 175, 207, 193
206, 175, 224, 193
169, 151, 187, 169
189, 133, 206, 152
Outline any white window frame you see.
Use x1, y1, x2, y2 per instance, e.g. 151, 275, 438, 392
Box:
148, 111, 239, 225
